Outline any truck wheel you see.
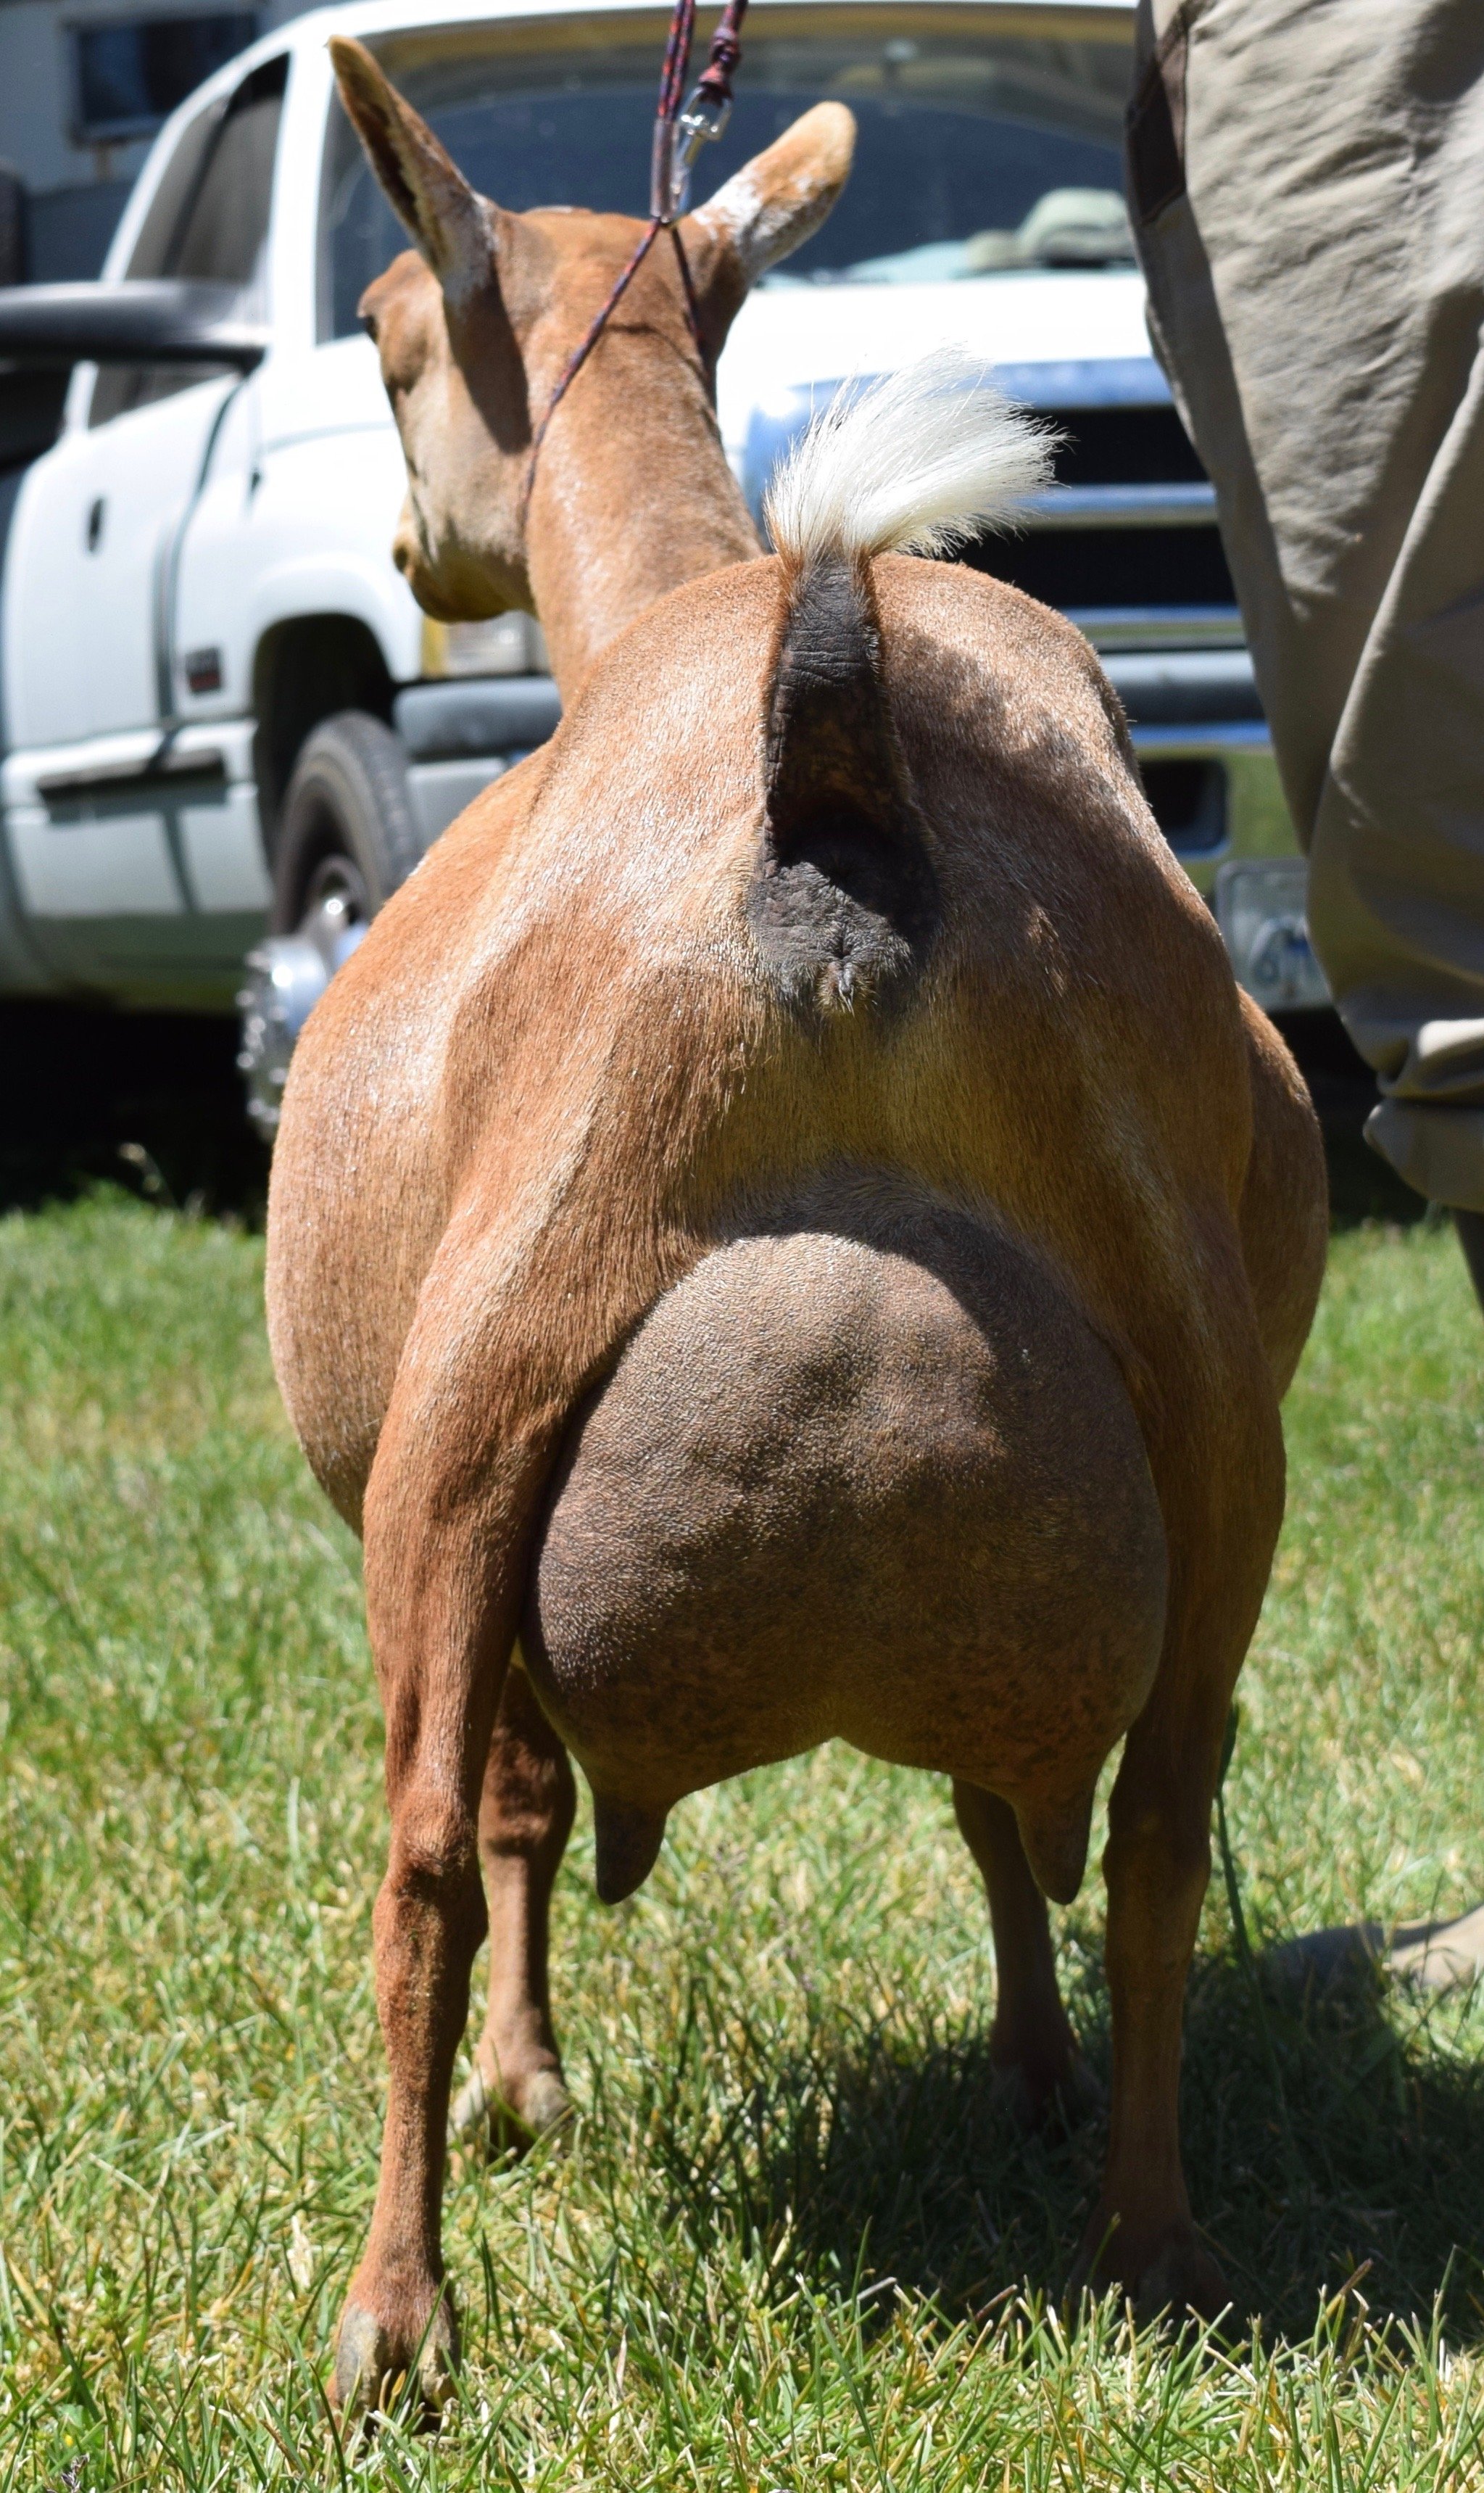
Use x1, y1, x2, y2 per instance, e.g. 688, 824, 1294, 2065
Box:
269, 709, 424, 935
239, 711, 424, 1141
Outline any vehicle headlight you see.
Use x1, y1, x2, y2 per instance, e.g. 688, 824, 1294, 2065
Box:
420, 613, 549, 678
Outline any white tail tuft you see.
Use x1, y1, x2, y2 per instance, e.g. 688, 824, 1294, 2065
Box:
763, 347, 1057, 566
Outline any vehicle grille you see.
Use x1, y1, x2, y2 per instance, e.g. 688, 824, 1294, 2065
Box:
960, 392, 1235, 622
963, 519, 1235, 613
1042, 402, 1206, 487
741, 365, 1239, 648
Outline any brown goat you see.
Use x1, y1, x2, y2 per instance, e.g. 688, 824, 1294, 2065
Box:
265, 40, 1328, 2415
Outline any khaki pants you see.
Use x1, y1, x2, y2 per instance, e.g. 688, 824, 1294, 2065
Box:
1129, 0, 1484, 1208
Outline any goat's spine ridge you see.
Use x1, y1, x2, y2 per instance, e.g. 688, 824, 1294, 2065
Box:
763, 347, 1056, 567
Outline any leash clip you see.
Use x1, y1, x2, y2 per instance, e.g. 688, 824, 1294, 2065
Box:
677, 83, 732, 165
659, 83, 732, 216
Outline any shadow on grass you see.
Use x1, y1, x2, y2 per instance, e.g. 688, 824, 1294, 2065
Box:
0, 999, 267, 1220
650, 1943, 1484, 2348
1182, 1948, 1484, 2340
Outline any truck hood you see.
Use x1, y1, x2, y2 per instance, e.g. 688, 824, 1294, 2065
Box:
716, 266, 1161, 482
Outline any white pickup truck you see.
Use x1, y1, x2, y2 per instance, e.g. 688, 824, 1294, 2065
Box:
0, 0, 1325, 1135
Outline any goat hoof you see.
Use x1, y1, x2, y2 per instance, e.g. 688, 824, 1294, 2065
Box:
449, 2063, 571, 2156
1069, 2210, 1235, 2331
992, 2047, 1103, 2133
333, 2287, 457, 2426
518, 2069, 573, 2135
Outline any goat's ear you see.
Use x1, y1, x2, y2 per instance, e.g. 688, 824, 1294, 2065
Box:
689, 102, 855, 286
330, 36, 492, 304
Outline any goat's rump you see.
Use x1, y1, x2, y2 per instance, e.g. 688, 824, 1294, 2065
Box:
521, 1170, 1167, 1906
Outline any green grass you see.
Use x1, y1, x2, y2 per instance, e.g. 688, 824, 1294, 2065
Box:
1, 1196, 1483, 2486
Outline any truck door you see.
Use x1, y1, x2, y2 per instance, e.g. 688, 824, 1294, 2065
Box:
1, 55, 284, 1002
9, 57, 285, 751
12, 376, 239, 748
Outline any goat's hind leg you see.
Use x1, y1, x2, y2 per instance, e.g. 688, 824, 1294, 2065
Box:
329, 1178, 683, 2420
954, 1783, 1099, 2128
450, 1658, 576, 2153
335, 1387, 559, 2418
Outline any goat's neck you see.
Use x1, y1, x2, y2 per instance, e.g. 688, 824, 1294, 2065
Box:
524, 345, 760, 698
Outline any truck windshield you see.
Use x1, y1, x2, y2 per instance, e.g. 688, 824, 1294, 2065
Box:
320, 12, 1132, 341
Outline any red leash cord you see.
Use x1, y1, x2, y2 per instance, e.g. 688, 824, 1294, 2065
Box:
519, 0, 749, 526
651, 0, 747, 230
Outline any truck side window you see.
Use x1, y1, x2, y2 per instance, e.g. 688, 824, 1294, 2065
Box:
91, 52, 286, 426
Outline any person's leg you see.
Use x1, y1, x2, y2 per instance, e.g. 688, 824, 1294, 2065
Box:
1135, 0, 1484, 2022
1133, 0, 1484, 1224
1315, 365, 1484, 1225
1129, 0, 1440, 845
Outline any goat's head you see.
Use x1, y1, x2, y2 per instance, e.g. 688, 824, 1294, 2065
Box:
331, 36, 855, 627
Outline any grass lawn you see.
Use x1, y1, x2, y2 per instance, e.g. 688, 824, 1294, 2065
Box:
0, 1194, 1482, 2486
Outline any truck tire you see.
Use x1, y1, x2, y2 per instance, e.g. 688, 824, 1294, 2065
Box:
239, 711, 423, 1141
269, 708, 424, 937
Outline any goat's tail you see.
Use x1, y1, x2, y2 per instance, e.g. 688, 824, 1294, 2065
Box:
749, 355, 1052, 1019
763, 347, 1054, 566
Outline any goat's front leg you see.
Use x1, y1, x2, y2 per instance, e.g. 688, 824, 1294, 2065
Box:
450, 1658, 576, 2152
953, 1782, 1098, 2127
334, 1384, 556, 2420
